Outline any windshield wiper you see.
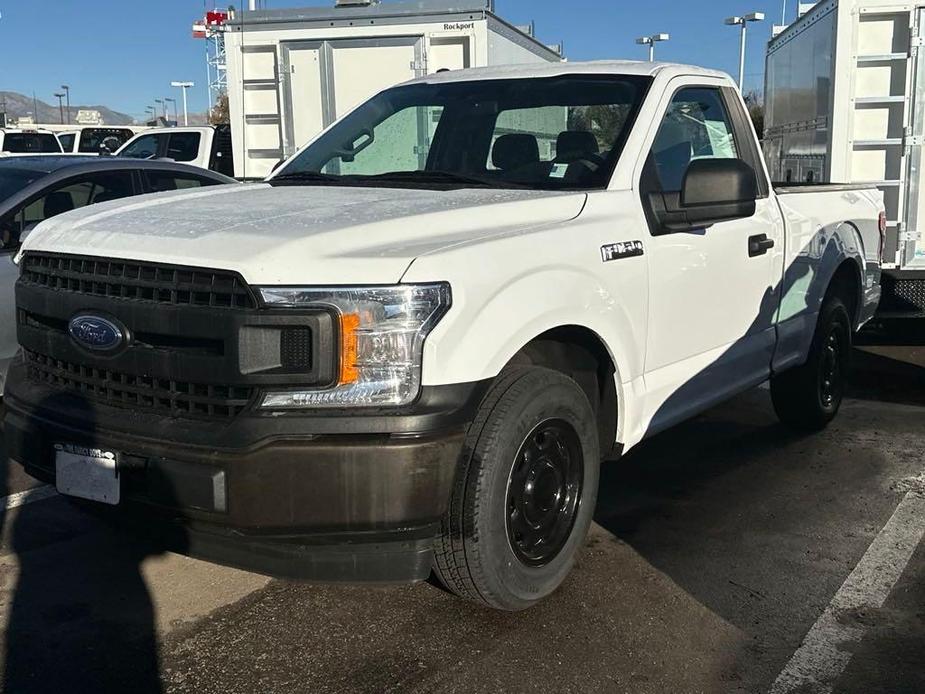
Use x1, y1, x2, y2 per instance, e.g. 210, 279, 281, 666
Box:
269, 171, 345, 185
270, 169, 532, 189
365, 170, 530, 189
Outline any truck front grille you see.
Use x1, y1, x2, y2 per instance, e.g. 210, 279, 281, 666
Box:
25, 350, 254, 420
20, 252, 257, 309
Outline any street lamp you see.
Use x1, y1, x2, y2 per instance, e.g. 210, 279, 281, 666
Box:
171, 81, 195, 126
635, 33, 670, 62
53, 92, 66, 124
155, 98, 166, 123
60, 85, 70, 124
146, 105, 157, 125
725, 12, 765, 88
165, 98, 177, 126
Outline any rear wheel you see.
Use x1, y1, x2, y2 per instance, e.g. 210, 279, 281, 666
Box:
770, 295, 852, 431
433, 367, 600, 611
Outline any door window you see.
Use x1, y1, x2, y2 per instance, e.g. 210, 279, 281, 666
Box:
120, 134, 162, 159
0, 171, 135, 249
650, 87, 739, 192
146, 171, 214, 192
165, 132, 201, 162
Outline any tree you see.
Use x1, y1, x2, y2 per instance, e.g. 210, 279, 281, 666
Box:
743, 90, 764, 139
209, 92, 229, 125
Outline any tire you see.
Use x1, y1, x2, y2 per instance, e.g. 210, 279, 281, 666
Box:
433, 366, 600, 611
770, 295, 852, 432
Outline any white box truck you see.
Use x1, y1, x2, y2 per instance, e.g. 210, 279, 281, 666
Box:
764, 0, 925, 316
224, 0, 562, 180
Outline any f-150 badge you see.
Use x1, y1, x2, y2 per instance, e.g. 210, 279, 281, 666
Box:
601, 241, 644, 262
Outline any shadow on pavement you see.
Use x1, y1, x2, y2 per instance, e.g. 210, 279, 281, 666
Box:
851, 320, 925, 406
0, 394, 182, 694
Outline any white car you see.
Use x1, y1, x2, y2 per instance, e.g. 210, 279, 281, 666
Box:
5, 61, 883, 610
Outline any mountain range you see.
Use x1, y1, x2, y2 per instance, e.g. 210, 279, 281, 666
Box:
0, 91, 135, 126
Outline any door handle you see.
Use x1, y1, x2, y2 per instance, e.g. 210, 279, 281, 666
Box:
748, 234, 775, 257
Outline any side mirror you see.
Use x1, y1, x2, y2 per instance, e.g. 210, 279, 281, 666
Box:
648, 159, 758, 233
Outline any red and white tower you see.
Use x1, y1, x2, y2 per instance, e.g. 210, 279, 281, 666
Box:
192, 10, 230, 111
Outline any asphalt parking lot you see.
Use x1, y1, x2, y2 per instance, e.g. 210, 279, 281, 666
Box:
0, 328, 922, 694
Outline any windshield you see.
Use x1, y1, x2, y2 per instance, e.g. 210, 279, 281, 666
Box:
273, 74, 650, 191
0, 170, 42, 203
2, 133, 62, 154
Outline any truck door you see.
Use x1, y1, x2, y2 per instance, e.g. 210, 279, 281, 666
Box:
638, 80, 784, 433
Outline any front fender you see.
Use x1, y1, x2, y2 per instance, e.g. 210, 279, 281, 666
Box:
412, 262, 647, 445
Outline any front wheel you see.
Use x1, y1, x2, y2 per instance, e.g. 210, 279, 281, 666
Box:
433, 367, 600, 611
770, 296, 852, 431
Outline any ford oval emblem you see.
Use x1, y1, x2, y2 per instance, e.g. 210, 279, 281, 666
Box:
68, 315, 125, 352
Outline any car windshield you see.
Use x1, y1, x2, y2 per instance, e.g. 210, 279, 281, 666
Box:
273, 74, 651, 191
0, 170, 42, 203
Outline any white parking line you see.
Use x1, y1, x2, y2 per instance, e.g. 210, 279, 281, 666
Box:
770, 474, 925, 694
1, 485, 57, 511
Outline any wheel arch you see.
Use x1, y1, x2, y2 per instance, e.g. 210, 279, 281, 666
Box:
505, 325, 623, 458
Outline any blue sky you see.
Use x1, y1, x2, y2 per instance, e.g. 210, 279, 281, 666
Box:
0, 0, 796, 121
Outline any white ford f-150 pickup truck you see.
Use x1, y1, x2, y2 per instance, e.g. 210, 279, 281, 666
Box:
4, 62, 883, 611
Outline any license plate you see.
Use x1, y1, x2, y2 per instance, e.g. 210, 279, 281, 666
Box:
55, 444, 120, 505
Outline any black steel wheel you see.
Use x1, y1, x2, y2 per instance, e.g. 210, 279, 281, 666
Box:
505, 419, 583, 567
434, 366, 600, 611
818, 328, 844, 410
771, 294, 852, 431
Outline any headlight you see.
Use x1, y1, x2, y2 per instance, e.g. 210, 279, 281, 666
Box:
258, 283, 451, 408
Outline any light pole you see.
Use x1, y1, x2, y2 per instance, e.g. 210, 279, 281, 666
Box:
635, 33, 670, 62
171, 81, 195, 126
146, 106, 157, 125
165, 98, 177, 126
53, 92, 66, 124
636, 34, 671, 63
725, 13, 765, 89
155, 98, 166, 123
61, 85, 70, 124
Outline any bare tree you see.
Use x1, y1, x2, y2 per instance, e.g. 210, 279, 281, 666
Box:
743, 90, 765, 139
209, 93, 230, 125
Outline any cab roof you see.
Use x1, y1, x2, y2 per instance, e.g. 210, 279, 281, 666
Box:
409, 60, 730, 85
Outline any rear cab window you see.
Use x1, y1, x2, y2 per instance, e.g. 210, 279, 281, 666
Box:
1, 132, 62, 154
165, 132, 202, 162
79, 128, 134, 154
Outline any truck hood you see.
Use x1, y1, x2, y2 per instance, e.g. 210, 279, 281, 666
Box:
21, 183, 587, 284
